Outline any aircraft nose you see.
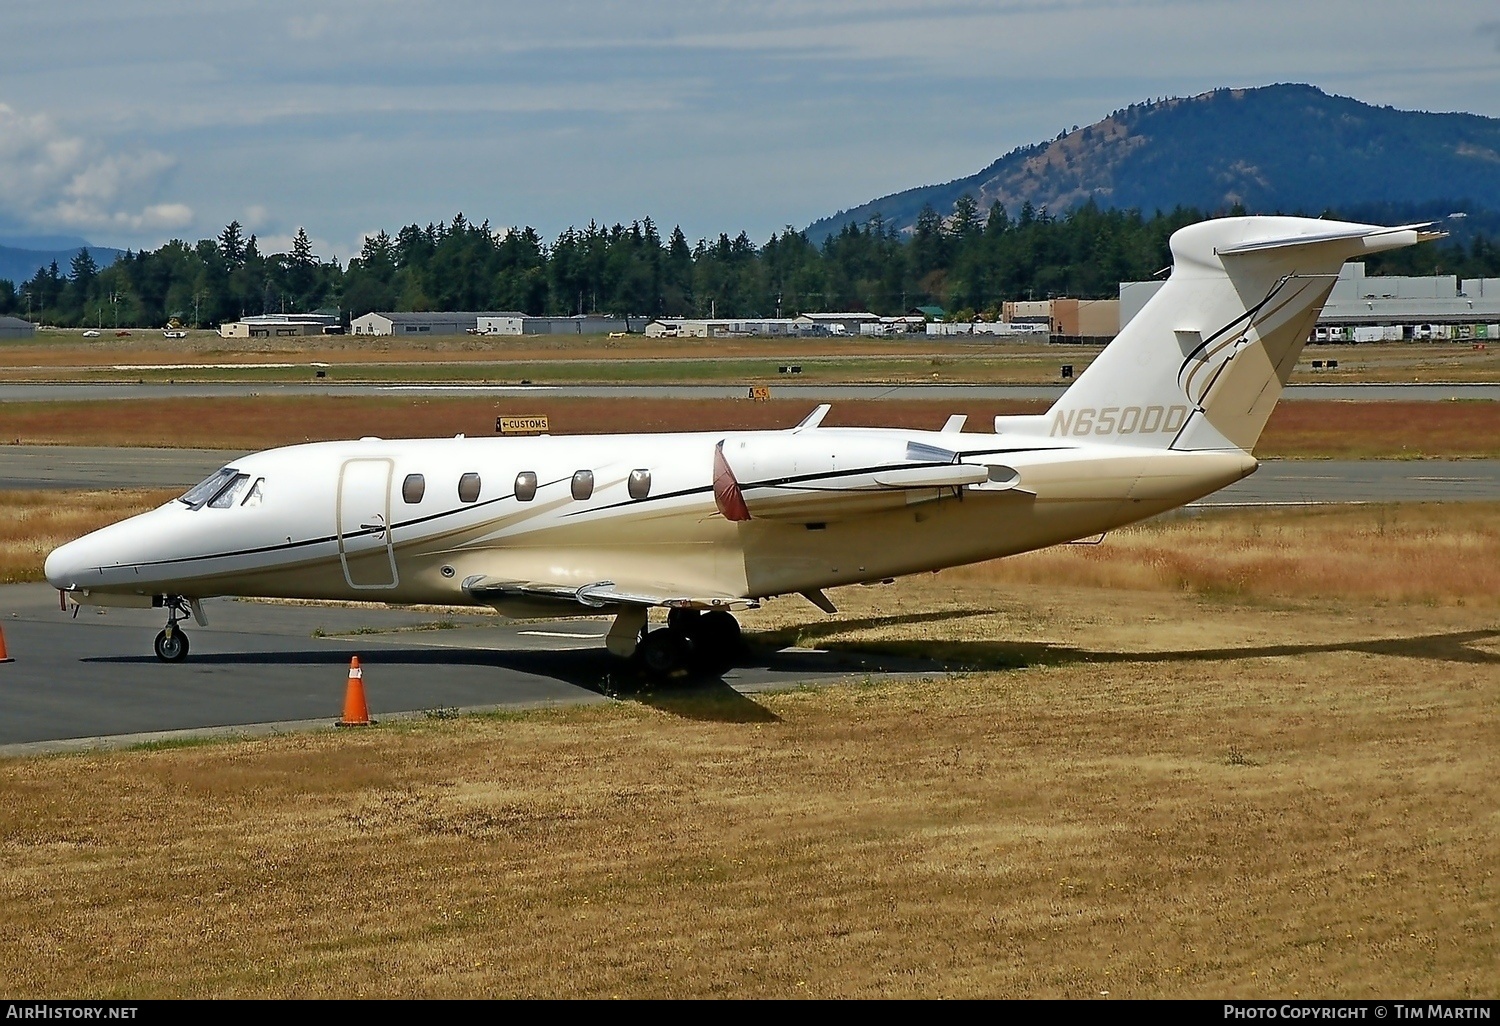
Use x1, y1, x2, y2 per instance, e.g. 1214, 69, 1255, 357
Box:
44, 536, 91, 590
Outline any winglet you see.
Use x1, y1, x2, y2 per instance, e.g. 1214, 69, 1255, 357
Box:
793, 404, 831, 432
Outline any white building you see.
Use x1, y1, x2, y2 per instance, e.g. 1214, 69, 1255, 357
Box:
478, 314, 649, 336
350, 311, 522, 336
645, 318, 822, 338
925, 321, 1049, 338
797, 312, 883, 335
219, 313, 340, 338
1121, 263, 1500, 340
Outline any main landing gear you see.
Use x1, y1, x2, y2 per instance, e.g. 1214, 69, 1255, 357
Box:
616, 608, 744, 681
153, 596, 194, 662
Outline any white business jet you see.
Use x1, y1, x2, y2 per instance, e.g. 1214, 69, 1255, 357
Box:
45, 216, 1438, 675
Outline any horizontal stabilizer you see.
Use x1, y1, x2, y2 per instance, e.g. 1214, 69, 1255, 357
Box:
1214, 221, 1445, 257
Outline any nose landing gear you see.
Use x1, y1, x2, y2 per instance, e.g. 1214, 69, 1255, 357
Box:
153, 596, 196, 662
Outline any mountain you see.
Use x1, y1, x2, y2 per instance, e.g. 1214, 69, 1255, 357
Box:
0, 233, 94, 251
0, 241, 126, 288
806, 84, 1500, 241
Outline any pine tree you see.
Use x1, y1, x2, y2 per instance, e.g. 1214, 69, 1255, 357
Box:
219, 221, 246, 266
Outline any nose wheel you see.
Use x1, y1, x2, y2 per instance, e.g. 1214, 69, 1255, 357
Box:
153, 596, 194, 662
154, 626, 190, 662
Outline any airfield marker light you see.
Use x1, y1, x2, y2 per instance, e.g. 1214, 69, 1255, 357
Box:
338, 655, 371, 727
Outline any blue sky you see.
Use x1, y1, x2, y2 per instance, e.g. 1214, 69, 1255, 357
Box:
3, 1, 1498, 259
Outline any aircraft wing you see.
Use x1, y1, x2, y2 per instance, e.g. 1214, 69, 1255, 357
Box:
461, 575, 757, 612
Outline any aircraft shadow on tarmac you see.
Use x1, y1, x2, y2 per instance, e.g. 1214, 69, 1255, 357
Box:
80, 613, 1499, 725
81, 640, 951, 725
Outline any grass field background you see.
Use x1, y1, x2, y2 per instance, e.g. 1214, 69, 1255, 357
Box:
4, 335, 1499, 385
2, 396, 1498, 459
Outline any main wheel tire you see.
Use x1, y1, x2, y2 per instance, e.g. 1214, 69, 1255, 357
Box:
666, 608, 701, 632
697, 610, 743, 654
638, 628, 689, 678
154, 628, 189, 662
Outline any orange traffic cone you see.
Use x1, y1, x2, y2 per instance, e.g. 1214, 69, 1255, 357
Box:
0, 625, 11, 663
337, 655, 371, 727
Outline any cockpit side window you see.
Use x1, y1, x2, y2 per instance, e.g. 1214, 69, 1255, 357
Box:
207, 473, 252, 509
241, 478, 265, 507
179, 468, 238, 509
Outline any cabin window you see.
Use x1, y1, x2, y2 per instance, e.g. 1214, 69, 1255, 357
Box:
571, 470, 594, 501
241, 478, 265, 507
514, 471, 537, 502
207, 473, 252, 509
628, 469, 651, 499
402, 473, 425, 503
458, 473, 481, 503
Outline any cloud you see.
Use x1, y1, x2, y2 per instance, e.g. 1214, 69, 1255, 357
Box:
0, 101, 193, 236
286, 13, 330, 41
1481, 22, 1500, 51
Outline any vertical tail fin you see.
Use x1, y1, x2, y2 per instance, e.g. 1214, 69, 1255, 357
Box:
1046, 217, 1442, 452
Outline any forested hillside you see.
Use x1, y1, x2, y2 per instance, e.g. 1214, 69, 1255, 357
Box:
808, 85, 1500, 241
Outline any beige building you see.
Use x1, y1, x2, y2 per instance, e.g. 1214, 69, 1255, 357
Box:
1003, 299, 1119, 339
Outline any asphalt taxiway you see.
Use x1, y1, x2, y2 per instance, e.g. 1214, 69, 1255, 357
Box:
0, 583, 939, 754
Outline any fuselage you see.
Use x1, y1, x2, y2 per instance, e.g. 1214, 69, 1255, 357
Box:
44, 424, 1255, 614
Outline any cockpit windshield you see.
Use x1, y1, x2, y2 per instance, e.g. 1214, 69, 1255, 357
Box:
179, 469, 253, 510
180, 469, 236, 508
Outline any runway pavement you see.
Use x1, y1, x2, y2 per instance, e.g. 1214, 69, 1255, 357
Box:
2, 444, 1498, 503
0, 583, 940, 754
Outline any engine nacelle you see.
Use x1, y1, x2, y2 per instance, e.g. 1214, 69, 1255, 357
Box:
713, 433, 990, 523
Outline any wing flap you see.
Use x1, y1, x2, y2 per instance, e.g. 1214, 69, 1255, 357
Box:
462, 575, 757, 611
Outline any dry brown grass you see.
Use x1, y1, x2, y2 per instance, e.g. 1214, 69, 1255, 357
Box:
0, 397, 1047, 449
0, 489, 176, 583
0, 581, 1496, 997
9, 328, 1047, 365
2, 395, 1499, 457
1260, 400, 1500, 459
944, 503, 1500, 606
